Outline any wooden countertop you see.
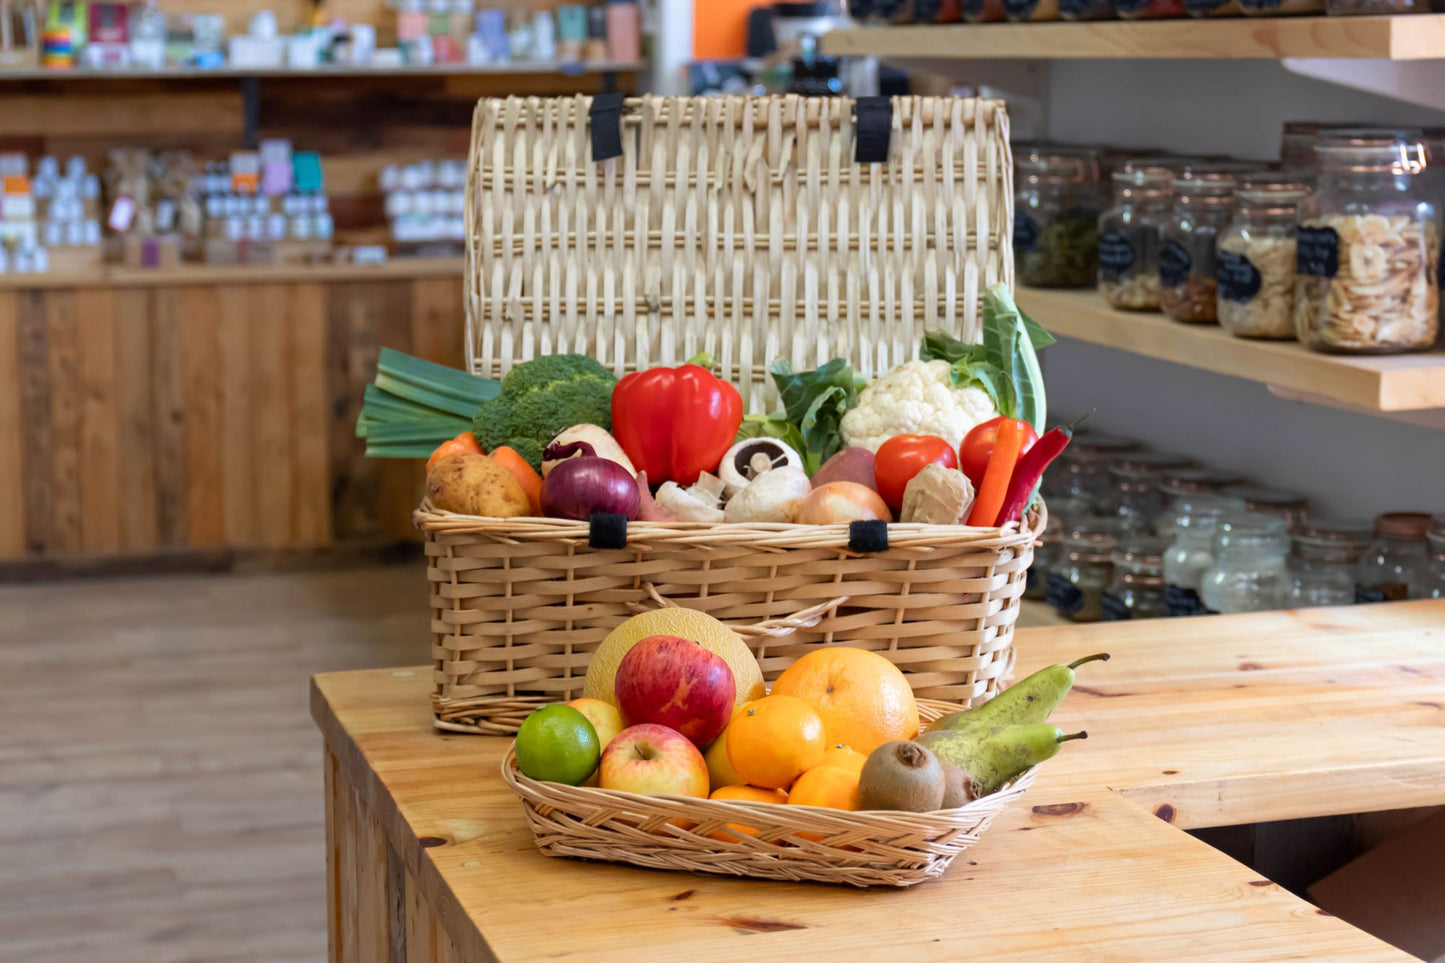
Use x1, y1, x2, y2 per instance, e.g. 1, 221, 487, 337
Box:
311, 600, 1445, 961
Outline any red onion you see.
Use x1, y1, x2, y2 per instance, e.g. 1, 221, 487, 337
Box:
540, 457, 641, 521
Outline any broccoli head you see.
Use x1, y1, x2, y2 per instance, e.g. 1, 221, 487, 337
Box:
471, 354, 616, 469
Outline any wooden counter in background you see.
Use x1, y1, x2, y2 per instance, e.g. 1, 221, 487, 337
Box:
0, 258, 468, 564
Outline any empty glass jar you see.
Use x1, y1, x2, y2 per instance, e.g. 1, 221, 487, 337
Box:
1221, 485, 1309, 532
1015, 146, 1102, 289
1025, 511, 1065, 601
1355, 512, 1433, 602
1108, 452, 1197, 529
1160, 172, 1236, 323
1158, 494, 1245, 616
1287, 519, 1373, 608
1218, 178, 1311, 340
1159, 468, 1247, 502
1103, 535, 1170, 620
1425, 515, 1445, 600
1295, 129, 1439, 354
1201, 513, 1291, 615
1098, 165, 1172, 311
1049, 516, 1131, 623
1051, 431, 1139, 513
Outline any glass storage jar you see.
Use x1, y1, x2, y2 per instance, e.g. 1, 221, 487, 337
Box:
1159, 172, 1236, 323
1049, 516, 1131, 623
1287, 518, 1373, 608
1115, 0, 1186, 16
1107, 452, 1197, 528
1098, 166, 1172, 311
1157, 494, 1246, 615
1326, 0, 1425, 13
1059, 0, 1114, 18
1103, 535, 1170, 620
1220, 485, 1309, 532
911, 0, 965, 19
1355, 512, 1432, 602
1159, 467, 1247, 502
1201, 513, 1291, 615
961, 0, 1005, 21
1218, 178, 1311, 340
1295, 129, 1439, 354
1004, 0, 1060, 19
1025, 511, 1065, 601
1185, 0, 1242, 15
1425, 515, 1445, 600
1016, 147, 1102, 289
1052, 431, 1139, 512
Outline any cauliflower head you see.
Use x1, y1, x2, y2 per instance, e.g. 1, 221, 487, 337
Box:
840, 359, 999, 452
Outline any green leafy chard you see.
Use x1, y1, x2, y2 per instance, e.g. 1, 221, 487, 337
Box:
754, 358, 869, 476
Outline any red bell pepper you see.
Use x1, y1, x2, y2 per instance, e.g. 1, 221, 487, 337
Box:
611, 364, 743, 486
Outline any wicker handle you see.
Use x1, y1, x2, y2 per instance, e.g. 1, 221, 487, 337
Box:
627, 583, 849, 641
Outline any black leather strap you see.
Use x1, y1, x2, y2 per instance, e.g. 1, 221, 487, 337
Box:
588, 512, 629, 549
589, 93, 626, 162
854, 97, 892, 165
848, 519, 889, 554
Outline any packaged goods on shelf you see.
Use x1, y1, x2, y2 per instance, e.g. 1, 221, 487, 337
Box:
382, 159, 466, 252
1159, 171, 1235, 324
0, 152, 102, 275
1014, 144, 1101, 289
1217, 178, 1311, 340
1098, 164, 1171, 312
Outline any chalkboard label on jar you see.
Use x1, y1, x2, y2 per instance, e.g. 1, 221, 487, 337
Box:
1184, 0, 1227, 12
1217, 251, 1263, 303
1002, 0, 1039, 17
1014, 211, 1039, 253
1296, 226, 1340, 278
1101, 592, 1133, 621
1058, 0, 1092, 14
1113, 0, 1145, 11
1046, 572, 1084, 617
1239, 0, 1283, 9
1355, 583, 1408, 604
1164, 583, 1217, 617
1097, 231, 1135, 281
961, 0, 988, 15
913, 0, 943, 19
1158, 240, 1192, 289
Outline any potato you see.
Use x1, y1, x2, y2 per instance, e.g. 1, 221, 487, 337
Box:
426, 453, 531, 518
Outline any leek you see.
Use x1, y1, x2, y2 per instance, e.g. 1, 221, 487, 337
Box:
357, 349, 501, 457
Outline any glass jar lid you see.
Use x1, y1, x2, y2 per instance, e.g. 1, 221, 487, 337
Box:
1160, 468, 1247, 498
1172, 171, 1236, 198
1215, 512, 1290, 553
1372, 511, 1431, 541
1234, 176, 1311, 210
1221, 485, 1308, 513
1111, 534, 1168, 570
1155, 493, 1247, 535
1111, 166, 1172, 194
1108, 452, 1197, 482
1314, 128, 1427, 175
1290, 518, 1373, 563
1017, 144, 1098, 185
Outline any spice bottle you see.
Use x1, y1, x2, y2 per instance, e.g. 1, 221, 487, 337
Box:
1287, 519, 1373, 608
1201, 513, 1291, 615
1049, 516, 1130, 623
1220, 485, 1309, 532
1159, 494, 1245, 615
1355, 512, 1432, 602
1098, 166, 1172, 311
1424, 515, 1445, 600
1107, 452, 1196, 529
1015, 146, 1101, 289
1295, 129, 1439, 354
1218, 178, 1311, 340
1159, 172, 1235, 323
1102, 536, 1170, 620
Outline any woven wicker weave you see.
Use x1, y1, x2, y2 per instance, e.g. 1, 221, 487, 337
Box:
500, 699, 1035, 887
464, 94, 1013, 412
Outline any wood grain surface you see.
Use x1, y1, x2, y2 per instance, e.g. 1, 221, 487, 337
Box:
313, 600, 1445, 962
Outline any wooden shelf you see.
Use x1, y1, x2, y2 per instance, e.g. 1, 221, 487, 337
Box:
0, 60, 643, 82
0, 256, 463, 289
823, 15, 1445, 61
1020, 288, 1445, 412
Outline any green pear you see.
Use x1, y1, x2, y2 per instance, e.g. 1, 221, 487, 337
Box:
926, 653, 1109, 734
918, 724, 1087, 796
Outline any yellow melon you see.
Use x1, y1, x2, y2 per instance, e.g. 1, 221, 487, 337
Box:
583, 608, 765, 712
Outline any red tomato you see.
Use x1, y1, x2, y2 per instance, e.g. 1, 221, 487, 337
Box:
958, 417, 1039, 489
874, 434, 959, 510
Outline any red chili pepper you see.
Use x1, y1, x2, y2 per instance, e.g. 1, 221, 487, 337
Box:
610, 363, 743, 486
997, 422, 1076, 525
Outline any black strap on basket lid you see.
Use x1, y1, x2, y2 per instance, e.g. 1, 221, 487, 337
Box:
854, 96, 892, 165
588, 512, 629, 549
848, 519, 889, 554
589, 93, 626, 162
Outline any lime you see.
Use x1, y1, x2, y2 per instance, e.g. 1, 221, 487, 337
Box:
515, 705, 601, 786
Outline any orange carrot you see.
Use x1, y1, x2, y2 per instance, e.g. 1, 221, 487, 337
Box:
966, 417, 1026, 527
425, 431, 482, 474
490, 446, 543, 514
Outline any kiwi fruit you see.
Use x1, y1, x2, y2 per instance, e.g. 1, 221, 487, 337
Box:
939, 761, 981, 808
857, 740, 946, 812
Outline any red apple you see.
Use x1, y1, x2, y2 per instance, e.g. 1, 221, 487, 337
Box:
613, 635, 737, 746
598, 724, 709, 798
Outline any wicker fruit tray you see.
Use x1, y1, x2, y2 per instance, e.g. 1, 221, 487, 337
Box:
500, 699, 1035, 887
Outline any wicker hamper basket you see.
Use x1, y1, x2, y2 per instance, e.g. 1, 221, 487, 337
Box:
428, 92, 1022, 735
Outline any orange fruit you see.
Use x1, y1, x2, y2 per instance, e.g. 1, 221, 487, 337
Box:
771, 648, 919, 755
787, 765, 860, 811
707, 784, 789, 842
725, 695, 826, 790
818, 744, 868, 774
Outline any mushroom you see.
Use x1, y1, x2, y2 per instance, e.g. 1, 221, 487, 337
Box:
718, 438, 805, 497
724, 467, 811, 524
654, 472, 727, 523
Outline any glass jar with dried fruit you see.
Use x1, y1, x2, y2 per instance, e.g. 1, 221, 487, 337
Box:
1295, 129, 1439, 354
1015, 146, 1102, 289
1218, 178, 1311, 340
1159, 171, 1236, 323
1098, 165, 1172, 311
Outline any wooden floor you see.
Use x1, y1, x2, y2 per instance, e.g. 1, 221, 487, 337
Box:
0, 562, 1064, 962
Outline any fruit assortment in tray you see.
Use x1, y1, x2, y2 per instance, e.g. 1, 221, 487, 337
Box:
500, 604, 1106, 887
